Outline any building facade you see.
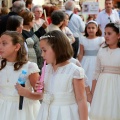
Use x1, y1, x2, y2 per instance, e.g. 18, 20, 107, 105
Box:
0, 0, 109, 10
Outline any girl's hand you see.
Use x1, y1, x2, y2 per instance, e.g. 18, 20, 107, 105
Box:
86, 92, 93, 104
34, 80, 44, 92
15, 83, 30, 97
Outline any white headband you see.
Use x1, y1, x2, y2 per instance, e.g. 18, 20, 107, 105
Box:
87, 20, 98, 27
114, 20, 120, 33
40, 35, 55, 40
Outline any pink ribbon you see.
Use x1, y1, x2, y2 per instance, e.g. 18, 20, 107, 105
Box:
37, 61, 46, 92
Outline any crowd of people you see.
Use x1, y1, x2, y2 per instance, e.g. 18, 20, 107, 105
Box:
0, 0, 120, 120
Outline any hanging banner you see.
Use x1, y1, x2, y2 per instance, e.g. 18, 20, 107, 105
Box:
82, 2, 99, 14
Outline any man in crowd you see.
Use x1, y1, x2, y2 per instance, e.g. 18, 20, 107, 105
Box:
96, 0, 119, 36
65, 0, 85, 58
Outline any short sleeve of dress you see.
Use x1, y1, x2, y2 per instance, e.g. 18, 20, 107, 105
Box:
73, 66, 85, 79
80, 36, 86, 46
79, 36, 83, 45
28, 62, 40, 75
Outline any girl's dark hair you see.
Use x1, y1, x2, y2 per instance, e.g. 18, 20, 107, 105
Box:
84, 22, 102, 37
0, 31, 28, 71
40, 30, 73, 64
6, 15, 23, 31
51, 10, 66, 25
104, 23, 120, 48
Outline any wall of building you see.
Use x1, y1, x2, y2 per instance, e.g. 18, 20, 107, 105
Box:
98, 0, 105, 10
2, 0, 12, 8
0, 0, 2, 7
1, 0, 105, 10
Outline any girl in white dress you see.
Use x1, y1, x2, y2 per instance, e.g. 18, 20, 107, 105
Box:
36, 30, 88, 120
90, 22, 120, 120
78, 20, 105, 102
0, 31, 42, 120
60, 13, 75, 44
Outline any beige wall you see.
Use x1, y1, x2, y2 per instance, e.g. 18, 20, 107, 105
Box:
3, 0, 105, 10
2, 0, 12, 8
0, 0, 2, 7
99, 0, 105, 10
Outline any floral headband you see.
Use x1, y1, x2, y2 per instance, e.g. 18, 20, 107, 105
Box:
114, 20, 120, 33
87, 20, 98, 27
40, 35, 55, 40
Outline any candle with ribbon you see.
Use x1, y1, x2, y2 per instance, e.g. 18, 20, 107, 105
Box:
37, 61, 46, 92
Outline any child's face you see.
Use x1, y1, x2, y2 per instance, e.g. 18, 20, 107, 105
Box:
40, 39, 56, 64
105, 27, 119, 47
86, 23, 98, 37
63, 15, 69, 26
0, 35, 19, 61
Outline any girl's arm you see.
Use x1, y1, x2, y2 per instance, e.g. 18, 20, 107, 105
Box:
78, 44, 84, 62
85, 86, 92, 104
91, 49, 101, 95
15, 72, 43, 100
29, 72, 40, 91
91, 80, 97, 95
73, 78, 88, 120
75, 60, 92, 103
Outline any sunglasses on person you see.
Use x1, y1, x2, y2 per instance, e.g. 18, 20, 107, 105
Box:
108, 17, 112, 23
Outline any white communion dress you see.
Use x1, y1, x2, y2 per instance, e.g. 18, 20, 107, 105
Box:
0, 61, 40, 120
80, 37, 105, 88
89, 47, 120, 120
37, 63, 85, 120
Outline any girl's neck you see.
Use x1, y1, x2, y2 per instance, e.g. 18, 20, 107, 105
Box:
52, 60, 69, 71
6, 58, 16, 62
5, 53, 17, 62
108, 44, 118, 49
23, 25, 31, 31
87, 36, 97, 39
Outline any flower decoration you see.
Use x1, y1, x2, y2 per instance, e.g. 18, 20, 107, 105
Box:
114, 20, 120, 33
